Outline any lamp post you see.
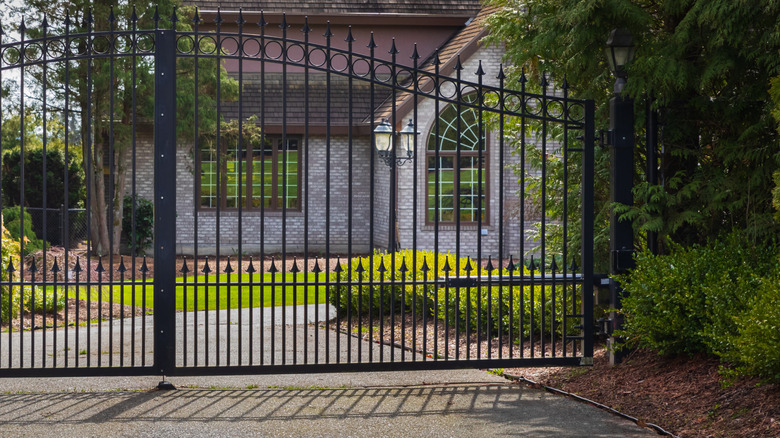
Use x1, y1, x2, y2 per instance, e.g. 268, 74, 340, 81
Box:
374, 118, 418, 251
605, 28, 635, 365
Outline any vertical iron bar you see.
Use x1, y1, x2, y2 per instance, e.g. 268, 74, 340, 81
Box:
498, 65, 506, 359
582, 100, 596, 361
476, 63, 485, 360
192, 8, 200, 368
540, 76, 548, 358
324, 21, 332, 364
258, 11, 267, 367
302, 16, 311, 366
368, 32, 376, 363
411, 44, 420, 362
346, 26, 354, 364
130, 7, 139, 369
41, 17, 49, 369
561, 80, 570, 357
19, 19, 26, 369
154, 28, 177, 375
281, 14, 289, 366
108, 9, 116, 368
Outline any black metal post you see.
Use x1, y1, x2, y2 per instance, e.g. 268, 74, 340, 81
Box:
609, 82, 634, 366
645, 97, 659, 255
154, 29, 177, 376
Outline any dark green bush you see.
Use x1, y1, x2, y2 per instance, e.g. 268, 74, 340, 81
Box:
1, 148, 84, 209
617, 232, 780, 381
724, 277, 780, 382
329, 249, 580, 340
2, 206, 44, 255
122, 195, 154, 255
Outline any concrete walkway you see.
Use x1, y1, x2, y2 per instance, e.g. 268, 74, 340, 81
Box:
0, 306, 657, 437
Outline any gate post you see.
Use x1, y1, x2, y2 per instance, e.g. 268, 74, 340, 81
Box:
153, 29, 177, 375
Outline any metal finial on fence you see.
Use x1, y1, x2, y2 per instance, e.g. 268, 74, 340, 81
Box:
178, 258, 189, 274
463, 257, 474, 272
411, 43, 419, 60
246, 256, 256, 274
550, 257, 558, 272
5, 259, 15, 274
42, 15, 49, 30
224, 257, 234, 274
201, 258, 211, 274
28, 258, 38, 273
268, 258, 279, 273
312, 260, 322, 274
399, 256, 408, 273
72, 257, 82, 273
476, 60, 485, 76
541, 71, 549, 89
389, 37, 398, 55
442, 257, 452, 272
192, 7, 200, 24
519, 67, 528, 84
562, 74, 569, 90
485, 256, 494, 271
96, 259, 105, 273
570, 258, 578, 273
497, 63, 505, 80
506, 255, 516, 272
108, 6, 115, 24
290, 257, 300, 274
345, 25, 354, 43
139, 256, 149, 274
355, 260, 365, 273
420, 257, 430, 272
153, 6, 160, 28
529, 255, 536, 272
377, 257, 387, 273
51, 257, 61, 274
454, 54, 463, 71
279, 12, 289, 30
213, 7, 222, 24
118, 257, 128, 273
257, 10, 266, 28
333, 263, 343, 273
301, 16, 311, 34
367, 32, 376, 49
323, 21, 332, 38
18, 17, 26, 34
131, 6, 138, 24
170, 6, 179, 28
236, 8, 245, 25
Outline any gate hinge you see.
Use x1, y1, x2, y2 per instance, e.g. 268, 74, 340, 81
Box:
580, 357, 594, 366
445, 277, 479, 288
597, 317, 613, 336
610, 249, 635, 273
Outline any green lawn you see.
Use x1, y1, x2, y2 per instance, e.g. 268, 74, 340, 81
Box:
67, 272, 329, 312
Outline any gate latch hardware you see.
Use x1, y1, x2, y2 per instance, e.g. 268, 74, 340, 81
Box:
446, 278, 479, 288
597, 318, 613, 336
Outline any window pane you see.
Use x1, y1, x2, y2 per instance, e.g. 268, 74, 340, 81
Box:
458, 157, 486, 222
277, 138, 299, 209
200, 146, 217, 208
427, 156, 456, 222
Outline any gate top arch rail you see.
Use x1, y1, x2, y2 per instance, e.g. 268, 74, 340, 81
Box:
0, 8, 590, 127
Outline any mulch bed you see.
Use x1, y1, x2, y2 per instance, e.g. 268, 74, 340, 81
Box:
504, 347, 780, 437
1, 298, 148, 331
337, 314, 780, 438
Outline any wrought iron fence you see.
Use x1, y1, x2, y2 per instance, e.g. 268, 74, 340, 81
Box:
0, 7, 595, 377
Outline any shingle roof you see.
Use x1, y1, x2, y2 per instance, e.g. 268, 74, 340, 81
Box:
185, 1, 483, 16
221, 73, 394, 128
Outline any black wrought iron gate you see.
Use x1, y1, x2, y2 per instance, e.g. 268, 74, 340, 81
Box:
0, 8, 594, 377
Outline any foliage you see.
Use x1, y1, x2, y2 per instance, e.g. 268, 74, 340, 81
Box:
3, 1, 237, 255
1, 206, 44, 255
485, 0, 780, 250
329, 249, 581, 340
0, 215, 63, 321
617, 233, 780, 381
2, 147, 84, 210
122, 195, 154, 255
723, 277, 780, 382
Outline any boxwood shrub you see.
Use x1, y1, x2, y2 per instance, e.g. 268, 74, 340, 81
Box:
328, 249, 581, 340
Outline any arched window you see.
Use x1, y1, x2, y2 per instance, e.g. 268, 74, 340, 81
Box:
426, 94, 487, 223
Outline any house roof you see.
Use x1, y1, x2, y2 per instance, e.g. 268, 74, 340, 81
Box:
371, 6, 497, 126
184, 1, 483, 16
221, 73, 393, 133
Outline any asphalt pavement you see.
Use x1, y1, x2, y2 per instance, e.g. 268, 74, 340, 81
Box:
0, 305, 657, 437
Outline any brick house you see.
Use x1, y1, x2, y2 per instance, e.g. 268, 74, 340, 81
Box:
129, 1, 536, 258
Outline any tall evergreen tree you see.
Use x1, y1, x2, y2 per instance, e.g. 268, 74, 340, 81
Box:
485, 0, 780, 250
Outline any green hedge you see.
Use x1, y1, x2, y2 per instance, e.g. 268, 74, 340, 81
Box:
328, 249, 580, 340
617, 233, 780, 381
2, 206, 44, 255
